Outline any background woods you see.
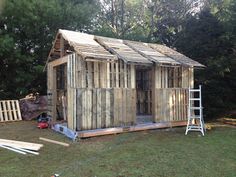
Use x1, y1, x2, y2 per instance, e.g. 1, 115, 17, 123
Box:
0, 0, 235, 120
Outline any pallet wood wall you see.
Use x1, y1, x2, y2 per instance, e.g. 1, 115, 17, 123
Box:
0, 100, 22, 122
153, 88, 188, 122
65, 53, 136, 130
76, 88, 136, 130
154, 65, 193, 89
154, 65, 183, 88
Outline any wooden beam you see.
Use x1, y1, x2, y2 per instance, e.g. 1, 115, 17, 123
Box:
49, 55, 69, 67
39, 137, 69, 147
78, 121, 187, 138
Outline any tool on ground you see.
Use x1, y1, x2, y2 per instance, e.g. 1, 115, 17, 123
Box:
37, 113, 49, 129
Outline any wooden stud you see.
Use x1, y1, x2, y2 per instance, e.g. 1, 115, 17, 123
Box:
130, 65, 135, 89
115, 62, 119, 88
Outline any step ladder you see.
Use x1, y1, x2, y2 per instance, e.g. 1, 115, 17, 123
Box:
185, 85, 205, 136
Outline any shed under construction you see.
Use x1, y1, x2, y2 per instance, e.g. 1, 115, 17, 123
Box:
46, 29, 204, 138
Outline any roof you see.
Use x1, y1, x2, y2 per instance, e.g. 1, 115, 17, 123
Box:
124, 40, 180, 65
59, 30, 116, 61
48, 29, 204, 67
95, 36, 152, 65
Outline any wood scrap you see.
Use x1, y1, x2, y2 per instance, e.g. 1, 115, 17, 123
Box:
9, 146, 39, 155
0, 138, 43, 151
0, 144, 27, 155
39, 137, 69, 147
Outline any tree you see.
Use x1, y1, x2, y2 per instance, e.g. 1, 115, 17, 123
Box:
175, 8, 236, 119
0, 0, 99, 99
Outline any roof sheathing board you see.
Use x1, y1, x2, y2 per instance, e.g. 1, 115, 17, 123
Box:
59, 29, 116, 61
95, 36, 152, 65
124, 41, 180, 65
149, 44, 205, 67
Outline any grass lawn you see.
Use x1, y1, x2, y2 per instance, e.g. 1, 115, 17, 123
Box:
0, 121, 235, 177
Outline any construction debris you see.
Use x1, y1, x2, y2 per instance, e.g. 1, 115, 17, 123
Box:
0, 138, 43, 155
39, 137, 69, 147
19, 95, 47, 120
217, 118, 236, 126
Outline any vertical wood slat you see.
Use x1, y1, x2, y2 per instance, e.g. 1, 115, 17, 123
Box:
120, 60, 124, 88
107, 62, 110, 88
96, 89, 102, 129
110, 62, 114, 87
87, 62, 93, 88
124, 63, 127, 88
15, 100, 22, 120
7, 101, 13, 121
105, 89, 111, 127
76, 89, 83, 130
94, 62, 99, 88
115, 62, 119, 88
130, 65, 135, 89
92, 89, 97, 129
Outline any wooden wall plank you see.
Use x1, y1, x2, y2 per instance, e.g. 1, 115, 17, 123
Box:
94, 62, 99, 88
124, 63, 127, 88
122, 89, 127, 125
107, 62, 110, 88
130, 65, 135, 89
115, 62, 118, 88
97, 89, 102, 128
105, 89, 111, 127
113, 89, 119, 126
101, 89, 106, 128
87, 62, 93, 88
76, 89, 83, 130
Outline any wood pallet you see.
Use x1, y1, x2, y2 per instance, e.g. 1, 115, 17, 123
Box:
0, 100, 22, 122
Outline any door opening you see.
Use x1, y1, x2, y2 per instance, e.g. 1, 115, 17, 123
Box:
136, 67, 153, 124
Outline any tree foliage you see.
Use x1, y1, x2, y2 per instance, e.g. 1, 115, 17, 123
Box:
0, 0, 99, 99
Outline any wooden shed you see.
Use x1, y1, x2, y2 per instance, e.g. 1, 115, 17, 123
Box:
46, 29, 204, 138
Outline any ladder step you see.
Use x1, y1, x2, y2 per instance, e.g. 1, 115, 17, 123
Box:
189, 116, 201, 119
189, 89, 200, 92
189, 98, 200, 101
189, 107, 202, 109
187, 128, 203, 131
188, 125, 202, 129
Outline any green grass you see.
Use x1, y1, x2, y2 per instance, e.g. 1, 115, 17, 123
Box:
0, 121, 235, 177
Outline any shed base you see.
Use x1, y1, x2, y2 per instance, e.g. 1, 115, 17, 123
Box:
78, 121, 187, 138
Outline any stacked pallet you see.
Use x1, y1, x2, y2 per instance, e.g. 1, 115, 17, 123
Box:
0, 100, 22, 122
0, 139, 43, 155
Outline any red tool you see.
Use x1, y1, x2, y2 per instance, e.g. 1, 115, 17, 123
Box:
37, 122, 49, 129
37, 113, 49, 129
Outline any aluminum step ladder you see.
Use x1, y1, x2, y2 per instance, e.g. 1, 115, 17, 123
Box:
185, 85, 205, 136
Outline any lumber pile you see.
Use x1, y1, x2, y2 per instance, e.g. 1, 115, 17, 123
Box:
0, 139, 43, 155
218, 118, 236, 126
